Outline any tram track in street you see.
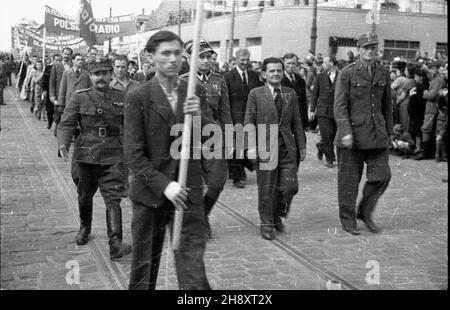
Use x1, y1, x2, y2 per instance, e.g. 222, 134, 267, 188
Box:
216, 200, 361, 290
11, 89, 128, 290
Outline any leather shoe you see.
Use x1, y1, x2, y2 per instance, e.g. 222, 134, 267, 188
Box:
342, 225, 360, 235
261, 230, 275, 240
357, 215, 380, 234
274, 217, 285, 232
326, 161, 334, 168
316, 143, 323, 161
233, 180, 245, 188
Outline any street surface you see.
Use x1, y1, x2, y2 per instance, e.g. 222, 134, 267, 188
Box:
1, 84, 447, 290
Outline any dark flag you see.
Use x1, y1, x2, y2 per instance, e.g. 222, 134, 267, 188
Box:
79, 0, 97, 47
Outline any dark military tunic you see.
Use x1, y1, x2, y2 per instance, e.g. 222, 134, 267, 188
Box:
57, 87, 126, 166
334, 60, 394, 149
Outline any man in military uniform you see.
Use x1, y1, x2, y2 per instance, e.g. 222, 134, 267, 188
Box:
334, 32, 394, 235
182, 40, 233, 237
57, 58, 132, 260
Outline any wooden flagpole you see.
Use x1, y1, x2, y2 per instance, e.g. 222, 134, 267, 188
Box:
172, 0, 205, 251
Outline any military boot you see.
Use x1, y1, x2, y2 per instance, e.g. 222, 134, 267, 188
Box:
106, 206, 132, 260
76, 203, 92, 245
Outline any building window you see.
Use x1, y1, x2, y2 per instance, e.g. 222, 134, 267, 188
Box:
384, 40, 420, 61
436, 42, 448, 58
246, 37, 262, 62
226, 39, 240, 60
333, 37, 358, 61
209, 41, 221, 60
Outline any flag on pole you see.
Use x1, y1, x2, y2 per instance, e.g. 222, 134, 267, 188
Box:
79, 0, 97, 47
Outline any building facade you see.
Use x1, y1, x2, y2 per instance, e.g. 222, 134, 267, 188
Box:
159, 4, 447, 62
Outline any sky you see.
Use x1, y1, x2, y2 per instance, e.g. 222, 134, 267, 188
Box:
0, 0, 164, 51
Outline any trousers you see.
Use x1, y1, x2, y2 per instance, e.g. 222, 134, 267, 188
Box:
337, 148, 391, 227
255, 145, 299, 231
128, 200, 211, 290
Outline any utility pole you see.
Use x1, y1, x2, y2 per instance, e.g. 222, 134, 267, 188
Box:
108, 7, 112, 53
371, 0, 378, 33
228, 0, 236, 61
178, 0, 182, 37
310, 0, 317, 55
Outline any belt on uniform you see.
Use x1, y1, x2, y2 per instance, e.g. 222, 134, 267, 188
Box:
81, 127, 120, 138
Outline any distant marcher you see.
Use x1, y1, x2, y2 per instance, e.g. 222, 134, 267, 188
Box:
224, 49, 264, 188
0, 59, 7, 105
413, 61, 446, 160
281, 53, 308, 132
16, 54, 30, 93
407, 68, 429, 149
309, 56, 339, 168
31, 60, 45, 119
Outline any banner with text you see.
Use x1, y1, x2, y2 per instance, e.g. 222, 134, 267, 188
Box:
16, 27, 88, 53
44, 5, 137, 41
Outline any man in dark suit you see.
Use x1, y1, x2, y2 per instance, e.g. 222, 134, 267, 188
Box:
334, 33, 394, 236
245, 57, 307, 240
55, 53, 91, 120
125, 31, 212, 290
281, 53, 307, 131
309, 56, 339, 168
50, 47, 73, 135
16, 54, 30, 94
224, 48, 264, 188
40, 54, 61, 129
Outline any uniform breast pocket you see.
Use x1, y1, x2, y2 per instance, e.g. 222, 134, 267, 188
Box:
376, 81, 387, 97
79, 106, 97, 116
351, 81, 369, 99
113, 109, 124, 125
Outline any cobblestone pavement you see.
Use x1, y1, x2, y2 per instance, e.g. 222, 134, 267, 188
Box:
1, 85, 447, 290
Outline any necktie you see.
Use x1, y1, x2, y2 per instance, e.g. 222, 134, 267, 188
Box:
202, 74, 207, 83
75, 69, 80, 80
290, 74, 295, 83
242, 71, 247, 87
367, 65, 373, 78
274, 88, 283, 119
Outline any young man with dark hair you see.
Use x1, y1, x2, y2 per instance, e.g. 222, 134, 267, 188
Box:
245, 57, 306, 240
111, 55, 139, 92
55, 53, 91, 123
125, 30, 212, 290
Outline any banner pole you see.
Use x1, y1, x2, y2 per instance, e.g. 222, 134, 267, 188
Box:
43, 27, 46, 65
172, 0, 204, 251
135, 26, 141, 72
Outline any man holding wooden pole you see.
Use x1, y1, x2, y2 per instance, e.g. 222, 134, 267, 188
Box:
125, 29, 212, 290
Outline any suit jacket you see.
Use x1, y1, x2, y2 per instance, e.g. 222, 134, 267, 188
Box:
49, 63, 66, 102
16, 60, 29, 81
334, 60, 393, 149
58, 67, 91, 108
224, 68, 264, 125
124, 78, 215, 208
41, 64, 53, 92
281, 73, 307, 111
244, 85, 306, 167
310, 71, 338, 119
